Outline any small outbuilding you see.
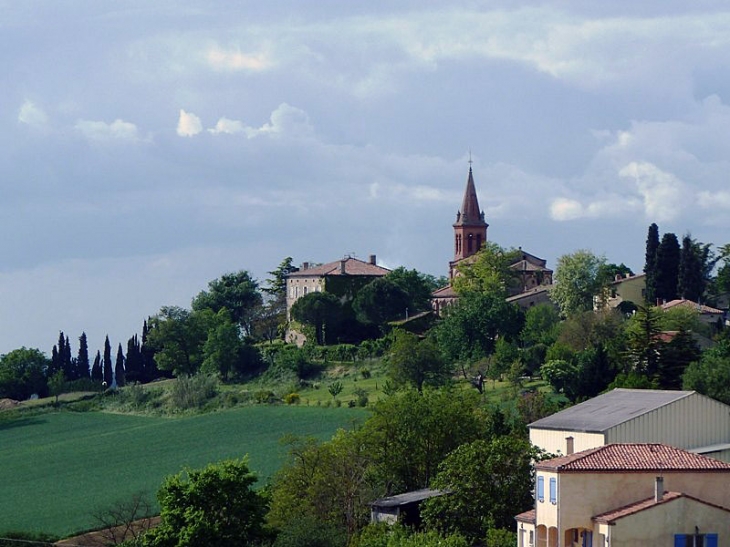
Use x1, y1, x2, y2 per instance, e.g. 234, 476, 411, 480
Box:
369, 489, 447, 527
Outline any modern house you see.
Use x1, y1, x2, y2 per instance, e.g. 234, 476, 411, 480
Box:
516, 443, 730, 547
529, 389, 730, 463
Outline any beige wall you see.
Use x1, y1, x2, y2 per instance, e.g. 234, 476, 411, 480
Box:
286, 276, 324, 315
530, 429, 604, 456
552, 471, 730, 534
606, 496, 730, 547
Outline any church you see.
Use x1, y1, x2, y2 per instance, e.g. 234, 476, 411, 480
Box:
431, 166, 553, 313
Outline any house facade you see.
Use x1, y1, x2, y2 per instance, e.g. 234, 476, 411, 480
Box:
516, 444, 730, 547
529, 389, 730, 463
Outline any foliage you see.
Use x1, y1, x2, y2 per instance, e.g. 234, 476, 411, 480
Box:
352, 524, 468, 547
550, 249, 607, 317
452, 242, 521, 297
201, 311, 263, 381
353, 277, 411, 329
169, 374, 218, 410
484, 528, 517, 547
422, 437, 540, 540
139, 458, 267, 547
192, 270, 263, 337
147, 306, 217, 376
678, 234, 711, 302
290, 292, 342, 345
328, 381, 344, 399
387, 329, 451, 392
272, 515, 346, 547
0, 347, 49, 400
263, 257, 298, 297
386, 266, 442, 314
520, 303, 561, 347
433, 292, 523, 369
644, 223, 660, 304
362, 388, 485, 492
625, 305, 664, 377
682, 340, 730, 404
655, 232, 680, 303
48, 370, 66, 404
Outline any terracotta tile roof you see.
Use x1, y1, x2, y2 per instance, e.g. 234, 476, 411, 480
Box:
287, 257, 389, 278
593, 492, 730, 524
536, 443, 730, 473
661, 299, 723, 315
610, 272, 646, 286
515, 508, 536, 523
509, 260, 552, 273
432, 285, 458, 298
506, 285, 552, 303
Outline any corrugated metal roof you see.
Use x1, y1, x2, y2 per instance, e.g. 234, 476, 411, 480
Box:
529, 389, 695, 433
370, 488, 447, 508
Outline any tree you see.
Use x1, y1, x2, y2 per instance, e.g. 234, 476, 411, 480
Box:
683, 340, 730, 405
625, 305, 664, 377
655, 232, 680, 303
644, 223, 660, 304
91, 492, 155, 545
192, 270, 263, 337
263, 257, 298, 297
550, 250, 607, 317
91, 350, 103, 382
201, 311, 262, 381
140, 458, 267, 547
103, 335, 113, 387
520, 303, 560, 347
0, 347, 49, 400
386, 267, 441, 314
76, 332, 90, 380
715, 244, 730, 295
126, 334, 143, 384
452, 242, 521, 298
290, 292, 342, 345
422, 437, 540, 540
115, 343, 126, 387
48, 370, 66, 404
352, 278, 410, 328
387, 329, 451, 392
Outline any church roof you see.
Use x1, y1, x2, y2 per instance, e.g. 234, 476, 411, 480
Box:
287, 256, 390, 278
453, 167, 487, 227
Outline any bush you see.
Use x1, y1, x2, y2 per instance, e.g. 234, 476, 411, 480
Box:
273, 515, 345, 547
361, 368, 371, 379
284, 393, 301, 405
170, 374, 218, 410
353, 387, 369, 407
255, 390, 277, 404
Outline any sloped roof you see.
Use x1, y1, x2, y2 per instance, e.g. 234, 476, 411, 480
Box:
593, 491, 730, 524
431, 285, 458, 299
506, 285, 552, 303
287, 257, 389, 278
661, 299, 723, 315
515, 508, 536, 524
529, 388, 694, 433
509, 259, 551, 273
453, 167, 487, 227
370, 488, 447, 508
536, 443, 730, 473
610, 272, 646, 286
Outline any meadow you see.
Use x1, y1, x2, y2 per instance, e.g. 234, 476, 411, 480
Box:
0, 405, 365, 537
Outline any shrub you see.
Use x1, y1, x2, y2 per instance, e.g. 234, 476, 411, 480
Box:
284, 393, 301, 405
353, 387, 369, 407
255, 390, 277, 404
360, 368, 371, 379
170, 375, 218, 410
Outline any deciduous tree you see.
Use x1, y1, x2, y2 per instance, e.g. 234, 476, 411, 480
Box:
550, 250, 607, 317
0, 347, 49, 400
290, 292, 342, 345
192, 270, 263, 337
387, 329, 451, 392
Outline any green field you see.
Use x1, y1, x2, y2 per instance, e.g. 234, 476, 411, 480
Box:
0, 406, 365, 537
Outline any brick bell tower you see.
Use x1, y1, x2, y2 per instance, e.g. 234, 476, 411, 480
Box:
450, 165, 488, 279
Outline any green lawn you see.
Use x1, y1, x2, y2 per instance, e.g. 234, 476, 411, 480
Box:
0, 405, 365, 537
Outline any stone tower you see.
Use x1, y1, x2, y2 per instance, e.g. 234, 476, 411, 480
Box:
450, 166, 488, 277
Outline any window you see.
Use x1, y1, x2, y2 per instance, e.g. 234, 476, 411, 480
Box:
674, 534, 718, 547
529, 530, 534, 547
303, 286, 308, 295
549, 477, 557, 504
537, 476, 544, 502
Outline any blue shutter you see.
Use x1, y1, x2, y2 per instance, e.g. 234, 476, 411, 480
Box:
674, 535, 686, 547
537, 476, 544, 502
549, 477, 557, 504
706, 534, 718, 547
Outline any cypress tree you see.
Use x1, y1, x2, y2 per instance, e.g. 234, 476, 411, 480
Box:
91, 351, 103, 382
103, 336, 113, 387
50, 344, 61, 377
655, 232, 680, 303
77, 332, 90, 379
63, 335, 74, 380
644, 223, 660, 304
141, 319, 159, 382
115, 343, 125, 387
125, 334, 141, 384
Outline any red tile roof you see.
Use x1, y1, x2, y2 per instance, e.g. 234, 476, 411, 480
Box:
287, 257, 389, 278
515, 509, 536, 523
593, 492, 730, 524
536, 444, 730, 473
661, 299, 723, 315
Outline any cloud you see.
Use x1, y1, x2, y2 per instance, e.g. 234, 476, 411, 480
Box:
206, 44, 270, 71
207, 103, 314, 139
18, 100, 49, 128
619, 161, 686, 222
177, 109, 203, 137
698, 190, 730, 211
208, 117, 244, 135
75, 119, 140, 142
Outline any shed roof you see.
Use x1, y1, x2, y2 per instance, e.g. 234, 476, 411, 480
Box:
529, 388, 695, 433
536, 443, 730, 473
370, 488, 447, 508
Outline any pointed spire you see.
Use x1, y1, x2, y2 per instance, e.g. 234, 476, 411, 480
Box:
455, 167, 486, 227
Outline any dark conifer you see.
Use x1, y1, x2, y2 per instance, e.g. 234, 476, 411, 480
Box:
91, 351, 103, 382
103, 336, 113, 387
644, 223, 660, 304
655, 232, 680, 303
77, 332, 90, 379
125, 334, 141, 384
115, 343, 125, 387
50, 344, 60, 377
63, 335, 74, 380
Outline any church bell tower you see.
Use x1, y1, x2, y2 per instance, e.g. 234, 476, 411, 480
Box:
450, 166, 488, 277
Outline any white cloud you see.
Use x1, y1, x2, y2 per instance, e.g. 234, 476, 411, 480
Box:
619, 161, 686, 222
75, 119, 140, 142
206, 44, 270, 72
208, 117, 244, 135
177, 109, 203, 137
207, 104, 314, 139
698, 190, 730, 211
550, 198, 585, 221
18, 100, 48, 128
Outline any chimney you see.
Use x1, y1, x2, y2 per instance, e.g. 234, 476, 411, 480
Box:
654, 477, 664, 502
565, 436, 574, 456
302, 262, 309, 270
340, 260, 346, 274
369, 254, 376, 265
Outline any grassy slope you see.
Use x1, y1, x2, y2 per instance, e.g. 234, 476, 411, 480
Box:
0, 406, 365, 537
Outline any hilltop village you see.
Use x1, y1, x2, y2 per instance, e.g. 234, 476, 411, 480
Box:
2, 168, 730, 547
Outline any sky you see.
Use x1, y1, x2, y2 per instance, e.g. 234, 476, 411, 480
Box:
2, 1, 730, 356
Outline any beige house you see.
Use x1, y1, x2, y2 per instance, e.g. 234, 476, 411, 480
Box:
602, 273, 646, 310
529, 389, 730, 462
660, 299, 725, 327
516, 443, 730, 547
